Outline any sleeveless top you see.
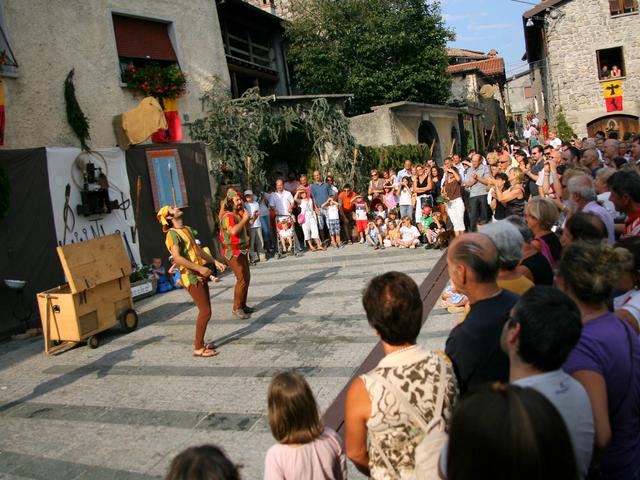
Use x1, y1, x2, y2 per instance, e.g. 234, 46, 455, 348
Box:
416, 175, 429, 190
443, 178, 462, 201
505, 186, 525, 217
361, 345, 458, 480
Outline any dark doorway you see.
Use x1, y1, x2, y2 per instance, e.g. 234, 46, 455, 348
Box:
418, 121, 442, 162
587, 114, 638, 140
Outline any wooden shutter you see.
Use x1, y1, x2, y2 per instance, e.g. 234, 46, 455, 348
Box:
113, 15, 177, 61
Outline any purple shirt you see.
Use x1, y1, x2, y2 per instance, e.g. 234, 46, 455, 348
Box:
582, 201, 615, 244
563, 313, 640, 479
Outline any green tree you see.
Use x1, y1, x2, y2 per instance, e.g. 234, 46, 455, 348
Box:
286, 0, 454, 115
555, 110, 575, 143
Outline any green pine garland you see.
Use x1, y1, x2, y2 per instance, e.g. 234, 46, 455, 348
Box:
64, 69, 91, 151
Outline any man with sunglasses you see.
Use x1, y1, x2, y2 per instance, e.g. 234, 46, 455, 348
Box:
524, 145, 546, 198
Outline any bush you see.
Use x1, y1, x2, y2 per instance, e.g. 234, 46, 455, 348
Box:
555, 110, 575, 143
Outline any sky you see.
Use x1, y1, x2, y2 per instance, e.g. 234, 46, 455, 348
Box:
439, 0, 534, 78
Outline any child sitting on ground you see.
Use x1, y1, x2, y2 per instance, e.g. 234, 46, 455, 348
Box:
321, 197, 342, 248
264, 372, 347, 480
353, 193, 369, 244
366, 220, 385, 250
168, 256, 182, 289
417, 206, 440, 248
398, 215, 421, 248
276, 216, 295, 252
385, 220, 401, 247
374, 202, 387, 220
374, 216, 387, 238
440, 283, 469, 313
151, 257, 173, 293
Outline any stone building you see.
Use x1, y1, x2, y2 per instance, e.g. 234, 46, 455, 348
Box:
349, 101, 484, 162
446, 48, 508, 148
244, 0, 293, 19
1, 0, 231, 149
505, 69, 536, 135
523, 0, 639, 138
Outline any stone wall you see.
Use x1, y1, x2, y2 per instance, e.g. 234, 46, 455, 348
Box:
506, 72, 534, 116
349, 109, 395, 146
2, 0, 230, 149
543, 0, 639, 136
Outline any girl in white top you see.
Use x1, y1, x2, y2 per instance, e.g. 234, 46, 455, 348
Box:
264, 372, 347, 480
396, 176, 415, 220
294, 187, 324, 252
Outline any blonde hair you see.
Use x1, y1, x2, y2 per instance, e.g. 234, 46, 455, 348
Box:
486, 152, 499, 165
509, 167, 525, 184
267, 372, 323, 445
558, 241, 625, 304
525, 197, 559, 230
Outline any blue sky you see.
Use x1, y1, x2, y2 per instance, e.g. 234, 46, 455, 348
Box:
439, 0, 533, 77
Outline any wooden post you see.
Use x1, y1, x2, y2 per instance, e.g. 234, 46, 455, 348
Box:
488, 124, 496, 146
246, 156, 252, 187
169, 165, 177, 207
449, 138, 457, 156
430, 139, 436, 158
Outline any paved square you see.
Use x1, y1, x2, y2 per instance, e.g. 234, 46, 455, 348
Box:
0, 245, 458, 479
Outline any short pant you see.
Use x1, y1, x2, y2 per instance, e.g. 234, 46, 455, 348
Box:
356, 219, 368, 232
327, 218, 341, 235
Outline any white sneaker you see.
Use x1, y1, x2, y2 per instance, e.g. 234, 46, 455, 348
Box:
359, 238, 365, 244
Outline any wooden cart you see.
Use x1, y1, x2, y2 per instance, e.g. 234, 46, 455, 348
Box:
37, 234, 139, 354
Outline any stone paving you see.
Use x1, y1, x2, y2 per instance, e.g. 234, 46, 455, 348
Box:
0, 244, 459, 479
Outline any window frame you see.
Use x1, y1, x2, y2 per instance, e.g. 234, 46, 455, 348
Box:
596, 46, 626, 81
524, 86, 534, 99
609, 0, 638, 16
108, 10, 181, 86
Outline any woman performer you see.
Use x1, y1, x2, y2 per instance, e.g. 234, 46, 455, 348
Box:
157, 205, 227, 357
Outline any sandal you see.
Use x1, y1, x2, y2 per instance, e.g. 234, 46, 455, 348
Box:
193, 347, 219, 357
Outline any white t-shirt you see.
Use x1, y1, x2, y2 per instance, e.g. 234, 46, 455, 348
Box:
327, 204, 340, 220
399, 187, 413, 206
614, 289, 640, 332
549, 137, 562, 149
400, 225, 420, 242
244, 201, 261, 229
269, 190, 294, 216
597, 192, 620, 218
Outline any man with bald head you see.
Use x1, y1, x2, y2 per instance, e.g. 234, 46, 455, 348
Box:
604, 138, 620, 167
444, 233, 519, 395
580, 148, 602, 177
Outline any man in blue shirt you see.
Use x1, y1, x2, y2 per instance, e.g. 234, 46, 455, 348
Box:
310, 170, 332, 243
396, 159, 413, 184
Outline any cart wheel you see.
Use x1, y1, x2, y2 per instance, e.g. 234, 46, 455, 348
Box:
119, 308, 139, 333
87, 335, 99, 349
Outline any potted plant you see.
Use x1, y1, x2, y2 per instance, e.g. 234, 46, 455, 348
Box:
123, 64, 188, 101
129, 265, 156, 301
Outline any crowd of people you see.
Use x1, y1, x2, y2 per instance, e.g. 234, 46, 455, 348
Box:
159, 129, 640, 479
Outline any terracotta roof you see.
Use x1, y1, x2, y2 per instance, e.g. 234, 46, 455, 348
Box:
446, 57, 505, 76
523, 0, 570, 18
446, 48, 488, 59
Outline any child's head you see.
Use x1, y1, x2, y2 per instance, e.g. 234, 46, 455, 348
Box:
388, 210, 397, 220
166, 444, 240, 480
402, 216, 412, 226
268, 372, 323, 445
433, 211, 442, 220
389, 168, 396, 175
388, 220, 397, 229
422, 206, 432, 217
375, 217, 384, 226
376, 203, 385, 211
152, 257, 162, 268
355, 194, 363, 202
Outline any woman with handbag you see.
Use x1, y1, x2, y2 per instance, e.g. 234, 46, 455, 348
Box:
345, 272, 459, 479
295, 187, 324, 252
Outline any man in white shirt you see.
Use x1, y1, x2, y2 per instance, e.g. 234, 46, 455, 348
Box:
396, 159, 413, 184
501, 286, 594, 479
567, 175, 616, 244
269, 179, 294, 216
548, 129, 563, 149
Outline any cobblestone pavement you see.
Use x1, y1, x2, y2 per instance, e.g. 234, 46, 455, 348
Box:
0, 244, 458, 479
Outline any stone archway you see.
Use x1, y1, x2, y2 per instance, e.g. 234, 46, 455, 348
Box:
418, 121, 442, 162
587, 114, 639, 139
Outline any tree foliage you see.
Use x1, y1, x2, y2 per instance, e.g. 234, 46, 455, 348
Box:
189, 78, 355, 190
555, 110, 575, 143
286, 0, 454, 115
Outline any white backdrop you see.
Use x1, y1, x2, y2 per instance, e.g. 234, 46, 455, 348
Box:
46, 147, 142, 267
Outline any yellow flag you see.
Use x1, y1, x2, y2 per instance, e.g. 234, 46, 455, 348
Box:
603, 80, 623, 99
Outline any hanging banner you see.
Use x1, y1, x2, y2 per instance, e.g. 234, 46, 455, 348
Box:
151, 98, 183, 144
603, 80, 623, 98
606, 97, 623, 112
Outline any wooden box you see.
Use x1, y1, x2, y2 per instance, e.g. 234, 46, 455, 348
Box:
36, 234, 138, 354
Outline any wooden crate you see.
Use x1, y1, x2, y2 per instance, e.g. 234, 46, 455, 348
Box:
36, 234, 137, 354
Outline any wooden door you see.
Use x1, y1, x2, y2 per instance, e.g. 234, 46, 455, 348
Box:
587, 115, 639, 139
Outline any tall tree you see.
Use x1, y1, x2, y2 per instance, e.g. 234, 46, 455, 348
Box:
286, 0, 454, 115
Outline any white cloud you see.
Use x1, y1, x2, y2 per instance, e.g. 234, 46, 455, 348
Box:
469, 23, 515, 31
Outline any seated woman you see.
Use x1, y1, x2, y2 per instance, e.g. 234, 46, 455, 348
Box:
345, 272, 458, 479
481, 220, 534, 296
558, 242, 640, 479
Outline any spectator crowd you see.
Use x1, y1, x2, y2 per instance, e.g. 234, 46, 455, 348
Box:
162, 129, 640, 479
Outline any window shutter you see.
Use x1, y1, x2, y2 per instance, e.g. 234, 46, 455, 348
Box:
113, 15, 177, 61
